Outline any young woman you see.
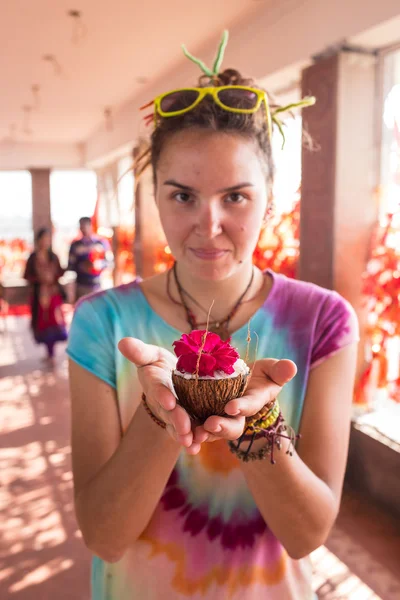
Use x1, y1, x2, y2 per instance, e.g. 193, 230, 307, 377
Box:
24, 228, 67, 362
67, 40, 359, 600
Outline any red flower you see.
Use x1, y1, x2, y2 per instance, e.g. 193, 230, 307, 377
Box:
173, 330, 239, 376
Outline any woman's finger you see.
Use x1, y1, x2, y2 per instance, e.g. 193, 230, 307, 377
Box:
193, 426, 219, 444
161, 403, 192, 437
185, 442, 202, 455
225, 359, 297, 417
225, 389, 269, 418
266, 359, 297, 385
149, 382, 177, 412
118, 337, 161, 367
165, 425, 193, 448
203, 415, 246, 441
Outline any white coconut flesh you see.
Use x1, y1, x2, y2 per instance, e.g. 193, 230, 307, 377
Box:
174, 358, 249, 380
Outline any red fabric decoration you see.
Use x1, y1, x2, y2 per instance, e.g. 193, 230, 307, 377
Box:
355, 204, 400, 405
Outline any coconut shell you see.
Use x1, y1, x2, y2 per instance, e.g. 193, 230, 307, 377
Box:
172, 371, 249, 422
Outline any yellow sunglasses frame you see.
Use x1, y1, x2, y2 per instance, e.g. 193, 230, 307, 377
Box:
153, 86, 272, 137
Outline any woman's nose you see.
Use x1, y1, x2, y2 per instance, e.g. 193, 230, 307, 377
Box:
195, 202, 223, 238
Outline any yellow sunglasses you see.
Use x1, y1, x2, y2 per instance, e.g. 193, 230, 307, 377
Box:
144, 86, 272, 137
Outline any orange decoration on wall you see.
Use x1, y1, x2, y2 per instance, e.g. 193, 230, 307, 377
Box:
355, 208, 400, 406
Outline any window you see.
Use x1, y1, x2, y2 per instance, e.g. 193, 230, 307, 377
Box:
50, 170, 97, 267
272, 114, 302, 214
0, 171, 32, 277
380, 47, 400, 215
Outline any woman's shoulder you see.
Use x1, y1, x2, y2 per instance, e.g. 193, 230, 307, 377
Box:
267, 270, 357, 334
75, 279, 144, 314
269, 270, 349, 309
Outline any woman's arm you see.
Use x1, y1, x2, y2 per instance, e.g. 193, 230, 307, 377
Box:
23, 253, 38, 283
239, 344, 357, 559
70, 359, 186, 563
70, 337, 196, 563
53, 253, 65, 278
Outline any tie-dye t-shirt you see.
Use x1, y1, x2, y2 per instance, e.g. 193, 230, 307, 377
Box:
67, 270, 359, 600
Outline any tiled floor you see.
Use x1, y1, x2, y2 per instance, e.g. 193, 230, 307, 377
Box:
1, 315, 400, 600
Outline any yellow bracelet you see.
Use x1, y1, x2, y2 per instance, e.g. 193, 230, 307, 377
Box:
258, 402, 280, 430
246, 400, 280, 433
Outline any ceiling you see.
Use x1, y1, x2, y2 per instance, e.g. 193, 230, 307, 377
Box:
0, 0, 261, 144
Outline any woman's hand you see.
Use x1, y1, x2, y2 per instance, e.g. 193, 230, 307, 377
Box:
193, 359, 297, 444
118, 338, 199, 452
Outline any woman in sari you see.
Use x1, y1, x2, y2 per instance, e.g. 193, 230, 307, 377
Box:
24, 228, 68, 362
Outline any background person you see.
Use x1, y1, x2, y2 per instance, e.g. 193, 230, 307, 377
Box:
24, 227, 67, 362
67, 217, 113, 301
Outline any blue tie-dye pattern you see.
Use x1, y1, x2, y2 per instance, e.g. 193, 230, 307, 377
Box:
67, 271, 358, 600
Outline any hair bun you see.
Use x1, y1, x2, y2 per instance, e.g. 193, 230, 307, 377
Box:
216, 68, 253, 87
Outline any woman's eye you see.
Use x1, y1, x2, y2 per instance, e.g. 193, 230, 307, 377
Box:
174, 192, 192, 203
226, 192, 245, 203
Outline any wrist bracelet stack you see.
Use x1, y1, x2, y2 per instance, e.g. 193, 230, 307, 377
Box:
142, 391, 300, 463
142, 393, 167, 429
228, 400, 300, 464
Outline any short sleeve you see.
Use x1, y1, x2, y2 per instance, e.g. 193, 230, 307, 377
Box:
66, 297, 116, 388
311, 292, 360, 369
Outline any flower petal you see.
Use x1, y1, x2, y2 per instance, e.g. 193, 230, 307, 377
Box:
188, 330, 207, 346
177, 353, 216, 376
172, 341, 194, 357
202, 332, 222, 352
198, 354, 217, 376
180, 333, 201, 350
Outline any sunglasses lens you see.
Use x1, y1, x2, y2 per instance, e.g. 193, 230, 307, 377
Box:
217, 88, 259, 110
160, 90, 200, 113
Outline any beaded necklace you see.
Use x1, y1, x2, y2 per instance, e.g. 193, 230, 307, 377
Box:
169, 262, 254, 340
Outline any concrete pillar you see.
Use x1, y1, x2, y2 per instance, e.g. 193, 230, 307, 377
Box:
30, 168, 51, 236
299, 50, 379, 311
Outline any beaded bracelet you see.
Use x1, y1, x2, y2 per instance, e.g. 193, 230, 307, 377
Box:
228, 401, 300, 464
228, 439, 273, 462
142, 393, 167, 429
241, 401, 281, 441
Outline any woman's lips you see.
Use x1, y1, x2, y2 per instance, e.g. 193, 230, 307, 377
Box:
189, 248, 228, 260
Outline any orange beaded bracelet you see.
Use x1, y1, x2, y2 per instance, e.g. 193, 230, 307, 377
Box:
142, 393, 167, 429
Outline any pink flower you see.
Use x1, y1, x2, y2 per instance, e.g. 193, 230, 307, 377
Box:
173, 330, 239, 376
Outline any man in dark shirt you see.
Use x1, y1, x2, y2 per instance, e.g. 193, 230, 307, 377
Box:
68, 217, 113, 301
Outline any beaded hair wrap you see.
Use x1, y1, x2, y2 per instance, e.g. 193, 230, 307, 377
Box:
228, 399, 300, 464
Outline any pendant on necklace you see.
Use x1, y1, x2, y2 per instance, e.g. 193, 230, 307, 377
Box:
208, 322, 230, 341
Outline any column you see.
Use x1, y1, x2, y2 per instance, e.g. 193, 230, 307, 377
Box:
299, 50, 378, 311
30, 168, 51, 236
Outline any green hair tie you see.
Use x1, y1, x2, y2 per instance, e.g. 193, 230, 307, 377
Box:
181, 31, 316, 148
182, 30, 229, 77
212, 30, 229, 75
272, 96, 316, 149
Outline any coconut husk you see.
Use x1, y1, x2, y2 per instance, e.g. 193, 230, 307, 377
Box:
172, 371, 249, 422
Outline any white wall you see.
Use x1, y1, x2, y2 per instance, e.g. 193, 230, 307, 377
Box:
85, 0, 400, 163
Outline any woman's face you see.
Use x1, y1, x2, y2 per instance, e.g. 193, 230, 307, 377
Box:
155, 129, 268, 281
38, 232, 51, 250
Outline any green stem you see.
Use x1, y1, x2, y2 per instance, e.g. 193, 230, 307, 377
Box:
272, 97, 316, 117
181, 44, 214, 77
212, 30, 229, 75
273, 116, 286, 150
